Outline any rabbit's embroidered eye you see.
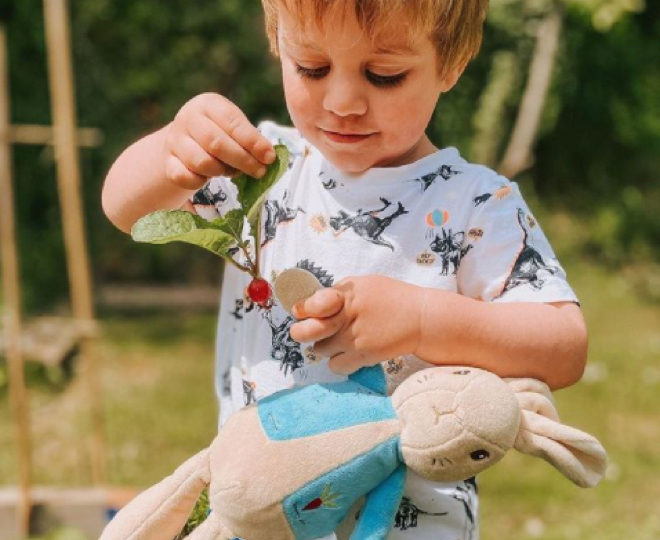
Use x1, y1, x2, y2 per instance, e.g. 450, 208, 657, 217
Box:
453, 370, 471, 375
470, 449, 490, 461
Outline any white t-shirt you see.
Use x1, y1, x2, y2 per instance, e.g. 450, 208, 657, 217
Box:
191, 121, 577, 539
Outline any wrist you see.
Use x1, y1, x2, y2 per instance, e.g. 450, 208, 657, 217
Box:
407, 282, 427, 359
412, 287, 458, 364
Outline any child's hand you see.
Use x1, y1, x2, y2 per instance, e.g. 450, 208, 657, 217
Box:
163, 93, 276, 190
289, 275, 425, 374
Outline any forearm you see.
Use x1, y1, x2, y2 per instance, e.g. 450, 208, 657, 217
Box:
415, 291, 588, 390
101, 124, 194, 233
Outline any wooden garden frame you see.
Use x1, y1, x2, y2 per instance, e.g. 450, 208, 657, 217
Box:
0, 1, 106, 536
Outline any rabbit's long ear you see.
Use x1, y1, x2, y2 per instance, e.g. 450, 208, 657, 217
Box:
100, 448, 211, 540
506, 379, 608, 488
506, 378, 558, 421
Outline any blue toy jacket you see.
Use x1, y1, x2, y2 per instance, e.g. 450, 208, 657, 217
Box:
211, 365, 405, 540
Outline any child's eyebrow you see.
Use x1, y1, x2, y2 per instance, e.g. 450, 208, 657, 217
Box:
373, 43, 418, 55
279, 34, 323, 52
280, 33, 417, 57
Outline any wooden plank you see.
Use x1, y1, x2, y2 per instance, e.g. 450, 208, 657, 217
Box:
10, 124, 103, 147
0, 316, 98, 367
98, 284, 221, 310
0, 487, 138, 540
0, 23, 32, 539
43, 0, 106, 486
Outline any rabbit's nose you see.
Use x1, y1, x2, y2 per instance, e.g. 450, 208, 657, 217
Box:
429, 389, 455, 411
431, 402, 454, 424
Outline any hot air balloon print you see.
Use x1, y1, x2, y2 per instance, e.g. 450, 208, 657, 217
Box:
426, 208, 450, 228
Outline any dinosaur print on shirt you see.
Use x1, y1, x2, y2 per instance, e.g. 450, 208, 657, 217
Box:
329, 197, 408, 250
262, 190, 306, 247
413, 164, 462, 192
262, 310, 305, 376
496, 208, 559, 298
429, 229, 474, 275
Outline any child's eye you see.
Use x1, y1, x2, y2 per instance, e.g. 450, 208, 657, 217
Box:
365, 70, 408, 88
294, 63, 408, 89
295, 63, 330, 80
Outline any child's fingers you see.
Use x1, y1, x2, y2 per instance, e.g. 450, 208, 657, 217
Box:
189, 116, 267, 178
292, 288, 344, 319
328, 353, 363, 375
204, 99, 276, 167
164, 155, 207, 190
204, 126, 269, 179
313, 333, 346, 359
289, 312, 345, 344
172, 136, 230, 178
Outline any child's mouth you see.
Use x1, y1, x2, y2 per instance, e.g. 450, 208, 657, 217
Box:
322, 130, 375, 144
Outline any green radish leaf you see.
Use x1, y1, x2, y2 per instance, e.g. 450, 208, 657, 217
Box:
131, 144, 289, 278
233, 144, 289, 213
211, 208, 244, 238
232, 145, 290, 235
131, 210, 237, 258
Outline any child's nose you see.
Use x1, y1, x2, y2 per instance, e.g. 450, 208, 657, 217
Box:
322, 75, 368, 117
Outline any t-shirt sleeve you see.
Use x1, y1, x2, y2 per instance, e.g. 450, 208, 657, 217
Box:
457, 173, 578, 304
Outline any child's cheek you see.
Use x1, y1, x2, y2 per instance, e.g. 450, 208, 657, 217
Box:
283, 77, 318, 133
385, 89, 438, 140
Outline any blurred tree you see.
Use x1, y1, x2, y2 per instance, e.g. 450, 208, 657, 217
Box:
0, 0, 13, 24
434, 0, 658, 265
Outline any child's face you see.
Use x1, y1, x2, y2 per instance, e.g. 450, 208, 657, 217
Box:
277, 5, 461, 173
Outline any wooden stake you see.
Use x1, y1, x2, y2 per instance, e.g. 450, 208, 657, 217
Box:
42, 0, 106, 485
0, 24, 32, 539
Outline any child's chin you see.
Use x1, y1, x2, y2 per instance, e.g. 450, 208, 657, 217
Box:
324, 152, 377, 175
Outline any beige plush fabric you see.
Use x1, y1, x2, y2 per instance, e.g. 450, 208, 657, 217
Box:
100, 366, 607, 540
514, 410, 608, 488
506, 378, 607, 488
99, 449, 210, 540
394, 367, 521, 482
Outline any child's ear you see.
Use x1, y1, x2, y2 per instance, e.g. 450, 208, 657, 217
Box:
437, 61, 468, 93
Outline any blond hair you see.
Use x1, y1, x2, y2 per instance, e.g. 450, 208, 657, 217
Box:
262, 0, 488, 78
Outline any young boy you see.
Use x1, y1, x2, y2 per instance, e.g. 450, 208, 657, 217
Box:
102, 0, 588, 538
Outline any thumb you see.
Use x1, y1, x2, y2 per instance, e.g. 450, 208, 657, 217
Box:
293, 287, 344, 319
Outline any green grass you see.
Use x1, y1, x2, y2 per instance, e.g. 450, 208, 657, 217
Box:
0, 312, 219, 487
1, 258, 659, 539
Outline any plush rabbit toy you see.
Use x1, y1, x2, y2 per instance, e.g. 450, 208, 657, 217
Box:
100, 270, 607, 540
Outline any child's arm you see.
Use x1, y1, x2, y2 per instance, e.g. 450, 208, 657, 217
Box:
101, 93, 276, 233
290, 276, 587, 390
